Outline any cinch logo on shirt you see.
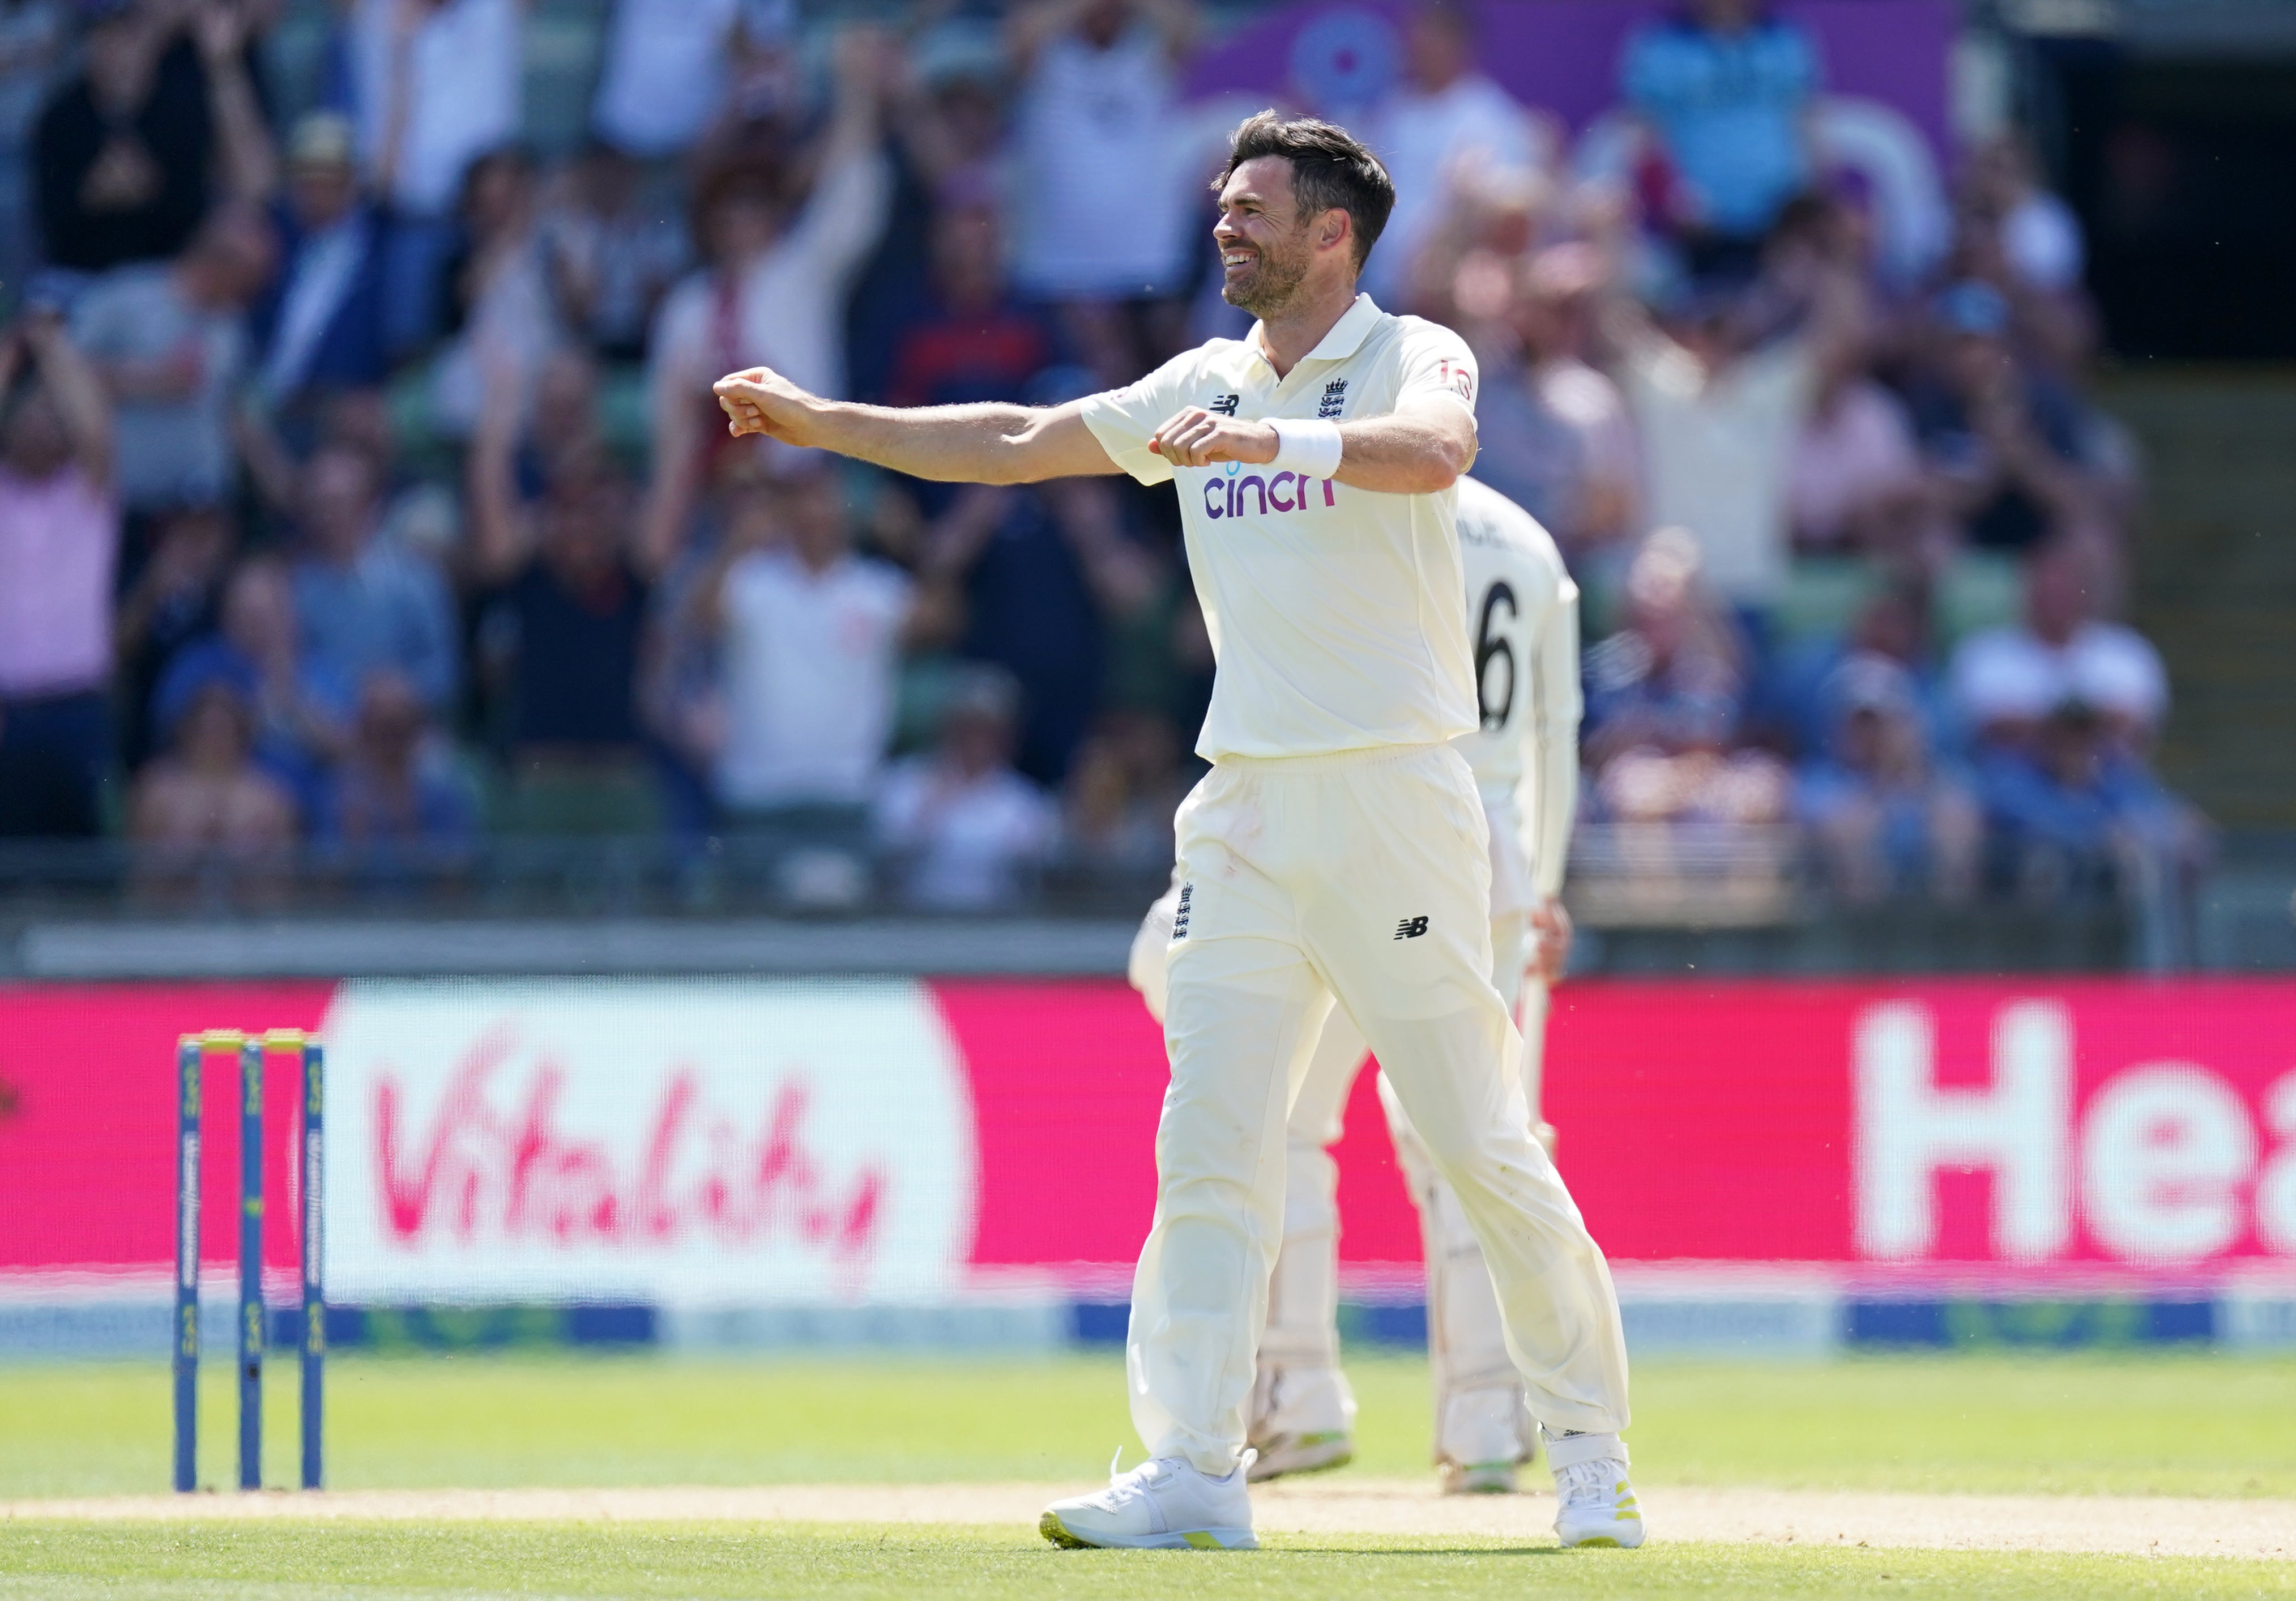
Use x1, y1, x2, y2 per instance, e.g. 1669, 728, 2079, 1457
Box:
1201, 466, 1338, 520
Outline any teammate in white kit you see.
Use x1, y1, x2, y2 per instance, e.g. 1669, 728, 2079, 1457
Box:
1128, 474, 1585, 1496
714, 112, 1640, 1553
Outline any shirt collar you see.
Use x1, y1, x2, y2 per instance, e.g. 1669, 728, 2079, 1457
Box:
1247, 292, 1382, 373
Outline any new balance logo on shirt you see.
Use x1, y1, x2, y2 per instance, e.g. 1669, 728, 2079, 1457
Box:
1207, 393, 1240, 416
1395, 916, 1429, 940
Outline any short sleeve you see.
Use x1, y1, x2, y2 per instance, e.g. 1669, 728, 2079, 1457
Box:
1395, 322, 1480, 421
1077, 350, 1204, 486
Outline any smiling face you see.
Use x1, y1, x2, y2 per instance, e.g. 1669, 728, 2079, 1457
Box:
1214, 155, 1338, 320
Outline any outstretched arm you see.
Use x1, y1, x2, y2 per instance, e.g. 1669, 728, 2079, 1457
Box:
714, 365, 1120, 486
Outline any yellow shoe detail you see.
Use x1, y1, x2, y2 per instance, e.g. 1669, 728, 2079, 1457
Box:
1182, 1531, 1221, 1549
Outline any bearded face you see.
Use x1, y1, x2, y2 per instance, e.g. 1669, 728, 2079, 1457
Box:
1214, 156, 1328, 320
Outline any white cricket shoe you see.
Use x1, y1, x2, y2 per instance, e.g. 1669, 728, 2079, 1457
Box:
1544, 1429, 1645, 1549
1039, 1453, 1258, 1550
1246, 1364, 1355, 1483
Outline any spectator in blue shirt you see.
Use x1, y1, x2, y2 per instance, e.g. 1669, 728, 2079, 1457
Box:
1621, 0, 1820, 265
290, 441, 459, 713
1977, 696, 2197, 900
1795, 653, 1980, 902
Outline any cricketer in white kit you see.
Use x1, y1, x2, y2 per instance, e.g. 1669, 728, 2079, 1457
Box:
713, 110, 1639, 1553
1128, 474, 1588, 1496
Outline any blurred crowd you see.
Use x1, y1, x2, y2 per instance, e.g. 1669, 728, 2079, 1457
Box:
0, 0, 2203, 915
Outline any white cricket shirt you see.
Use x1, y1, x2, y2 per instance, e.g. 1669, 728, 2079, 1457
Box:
1079, 294, 1482, 762
1452, 476, 1582, 898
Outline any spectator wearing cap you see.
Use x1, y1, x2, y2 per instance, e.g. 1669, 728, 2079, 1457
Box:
1620, 0, 1820, 275
343, 0, 526, 350
71, 203, 275, 514
33, 0, 276, 274
1949, 533, 2167, 756
1906, 279, 2095, 552
1005, 0, 1201, 387
1795, 652, 1979, 903
0, 309, 117, 838
249, 112, 392, 412
874, 665, 1059, 911
289, 440, 459, 713
153, 553, 356, 825
641, 29, 889, 566
1358, 0, 1555, 313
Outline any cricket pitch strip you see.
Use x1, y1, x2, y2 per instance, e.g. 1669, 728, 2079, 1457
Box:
5, 1480, 2290, 1561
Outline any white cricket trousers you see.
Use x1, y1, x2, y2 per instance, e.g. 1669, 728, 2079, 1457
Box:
1126, 742, 1630, 1474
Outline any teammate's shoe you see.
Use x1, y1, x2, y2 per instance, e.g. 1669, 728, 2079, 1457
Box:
1439, 1458, 1520, 1494
1544, 1429, 1644, 1549
1039, 1453, 1258, 1550
1246, 1429, 1352, 1482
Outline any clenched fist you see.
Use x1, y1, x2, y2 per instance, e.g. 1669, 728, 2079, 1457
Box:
1147, 408, 1279, 469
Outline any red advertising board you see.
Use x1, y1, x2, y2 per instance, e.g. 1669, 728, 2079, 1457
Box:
1, 978, 2291, 1299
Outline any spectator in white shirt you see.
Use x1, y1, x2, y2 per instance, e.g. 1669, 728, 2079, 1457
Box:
590, 0, 794, 161
876, 664, 1058, 911
641, 28, 891, 566
1005, 0, 1200, 386
1359, 0, 1554, 312
344, 0, 526, 350
700, 462, 948, 828
1949, 531, 2166, 756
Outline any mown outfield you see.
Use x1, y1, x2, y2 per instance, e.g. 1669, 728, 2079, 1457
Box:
3, 1352, 2294, 1598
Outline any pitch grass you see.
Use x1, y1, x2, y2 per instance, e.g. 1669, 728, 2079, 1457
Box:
2, 1350, 2295, 1501
3, 1523, 2294, 1601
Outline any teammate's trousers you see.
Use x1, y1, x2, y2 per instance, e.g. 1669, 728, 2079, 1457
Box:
1125, 742, 1630, 1474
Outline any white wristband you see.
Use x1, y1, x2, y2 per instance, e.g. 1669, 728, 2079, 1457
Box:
1268, 418, 1343, 480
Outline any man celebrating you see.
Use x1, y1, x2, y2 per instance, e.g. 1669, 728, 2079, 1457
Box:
715, 112, 1639, 1554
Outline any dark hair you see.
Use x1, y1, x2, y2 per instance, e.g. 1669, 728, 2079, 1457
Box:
1215, 111, 1395, 271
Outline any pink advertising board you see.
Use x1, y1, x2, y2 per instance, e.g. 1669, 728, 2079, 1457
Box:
2, 978, 2291, 1302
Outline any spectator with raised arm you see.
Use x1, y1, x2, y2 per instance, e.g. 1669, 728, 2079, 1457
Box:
1005, 0, 1200, 387
640, 27, 891, 568
34, 0, 276, 273
590, 0, 793, 163
535, 139, 689, 362
344, 0, 526, 351
72, 204, 275, 516
1906, 280, 2097, 554
1359, 0, 1555, 313
466, 360, 655, 828
0, 0, 65, 293
0, 310, 117, 838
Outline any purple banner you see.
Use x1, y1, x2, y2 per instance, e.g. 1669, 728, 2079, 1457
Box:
1187, 0, 1954, 157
